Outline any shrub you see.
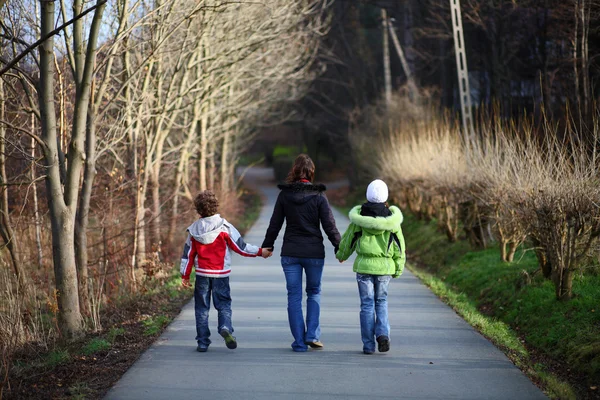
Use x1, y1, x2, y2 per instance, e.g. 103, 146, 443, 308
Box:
353, 92, 600, 301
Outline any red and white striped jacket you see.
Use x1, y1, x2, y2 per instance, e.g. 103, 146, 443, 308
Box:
180, 214, 262, 279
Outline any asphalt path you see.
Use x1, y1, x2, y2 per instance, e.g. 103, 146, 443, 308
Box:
105, 167, 547, 400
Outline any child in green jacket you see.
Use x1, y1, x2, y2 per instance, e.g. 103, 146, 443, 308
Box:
336, 179, 406, 354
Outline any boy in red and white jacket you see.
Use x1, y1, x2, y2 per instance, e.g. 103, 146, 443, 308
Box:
181, 190, 272, 352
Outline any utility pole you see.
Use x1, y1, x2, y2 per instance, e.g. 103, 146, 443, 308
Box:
449, 0, 475, 143
381, 8, 392, 106
387, 17, 419, 101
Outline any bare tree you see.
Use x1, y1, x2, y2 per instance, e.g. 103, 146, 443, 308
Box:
36, 0, 106, 338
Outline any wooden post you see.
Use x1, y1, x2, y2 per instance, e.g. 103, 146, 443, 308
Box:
381, 9, 392, 106
387, 17, 419, 101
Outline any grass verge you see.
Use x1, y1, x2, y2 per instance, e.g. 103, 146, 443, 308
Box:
403, 213, 600, 400
328, 187, 599, 399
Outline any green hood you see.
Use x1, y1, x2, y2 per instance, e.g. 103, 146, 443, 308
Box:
348, 206, 403, 233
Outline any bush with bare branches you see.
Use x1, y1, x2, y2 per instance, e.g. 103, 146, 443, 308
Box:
353, 92, 600, 301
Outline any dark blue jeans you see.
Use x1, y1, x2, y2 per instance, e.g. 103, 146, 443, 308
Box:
194, 276, 233, 348
356, 273, 391, 353
281, 256, 325, 352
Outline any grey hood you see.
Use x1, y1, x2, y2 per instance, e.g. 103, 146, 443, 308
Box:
187, 214, 227, 244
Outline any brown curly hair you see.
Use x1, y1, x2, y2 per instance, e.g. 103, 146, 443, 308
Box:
286, 154, 315, 183
194, 190, 219, 217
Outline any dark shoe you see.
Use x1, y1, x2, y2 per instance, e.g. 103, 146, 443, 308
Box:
197, 346, 208, 352
377, 335, 390, 353
305, 341, 324, 349
220, 330, 237, 349
363, 349, 375, 355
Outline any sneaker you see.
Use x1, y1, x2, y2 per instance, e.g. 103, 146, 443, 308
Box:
220, 330, 237, 349
376, 335, 390, 353
363, 349, 375, 355
196, 346, 208, 352
305, 341, 324, 349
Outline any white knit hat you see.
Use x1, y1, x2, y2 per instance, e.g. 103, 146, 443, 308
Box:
366, 179, 388, 203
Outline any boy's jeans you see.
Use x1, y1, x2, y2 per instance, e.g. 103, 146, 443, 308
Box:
356, 273, 391, 353
194, 276, 233, 348
281, 256, 325, 352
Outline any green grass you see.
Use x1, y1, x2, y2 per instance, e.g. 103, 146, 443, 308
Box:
409, 266, 577, 399
107, 327, 126, 343
272, 145, 306, 158
236, 189, 263, 236
67, 382, 91, 400
401, 213, 599, 398
43, 349, 71, 368
81, 338, 112, 355
142, 315, 171, 336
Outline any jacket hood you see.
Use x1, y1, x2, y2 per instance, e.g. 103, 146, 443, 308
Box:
349, 205, 403, 233
187, 214, 226, 244
277, 182, 326, 205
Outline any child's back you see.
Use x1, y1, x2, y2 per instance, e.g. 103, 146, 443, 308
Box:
336, 180, 406, 354
180, 190, 270, 352
181, 214, 262, 279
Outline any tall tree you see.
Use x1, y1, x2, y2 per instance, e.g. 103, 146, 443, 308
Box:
37, 0, 106, 338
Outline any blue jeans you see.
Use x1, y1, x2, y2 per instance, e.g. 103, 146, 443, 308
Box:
356, 273, 391, 352
194, 276, 233, 348
281, 256, 325, 352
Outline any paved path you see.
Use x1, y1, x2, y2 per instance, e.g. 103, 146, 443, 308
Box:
106, 167, 546, 400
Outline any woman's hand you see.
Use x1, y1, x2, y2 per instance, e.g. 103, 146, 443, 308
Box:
261, 248, 273, 258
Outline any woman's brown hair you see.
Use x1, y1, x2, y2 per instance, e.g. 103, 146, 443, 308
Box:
286, 154, 315, 183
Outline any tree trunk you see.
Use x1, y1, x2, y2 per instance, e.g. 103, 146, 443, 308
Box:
75, 105, 97, 318
168, 123, 195, 248
531, 236, 552, 279
220, 130, 230, 192
198, 106, 208, 191
0, 76, 31, 299
506, 241, 519, 263
150, 169, 161, 257
38, 0, 83, 338
553, 266, 573, 301
573, 1, 580, 111
31, 134, 44, 271
580, 0, 590, 121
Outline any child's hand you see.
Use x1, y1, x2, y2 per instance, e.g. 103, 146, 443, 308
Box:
261, 248, 273, 258
181, 277, 192, 288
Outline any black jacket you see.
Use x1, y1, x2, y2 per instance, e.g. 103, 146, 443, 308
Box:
262, 182, 341, 259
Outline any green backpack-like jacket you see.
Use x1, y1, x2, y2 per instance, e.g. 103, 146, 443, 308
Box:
336, 205, 406, 278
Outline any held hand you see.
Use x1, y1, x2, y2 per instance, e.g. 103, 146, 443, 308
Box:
181, 277, 192, 288
261, 248, 273, 258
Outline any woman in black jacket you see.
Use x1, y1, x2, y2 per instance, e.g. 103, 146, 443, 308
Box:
262, 154, 341, 352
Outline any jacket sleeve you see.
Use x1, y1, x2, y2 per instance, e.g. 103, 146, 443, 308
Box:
180, 233, 198, 279
318, 194, 341, 251
392, 226, 406, 278
261, 191, 285, 249
225, 222, 263, 257
335, 222, 360, 261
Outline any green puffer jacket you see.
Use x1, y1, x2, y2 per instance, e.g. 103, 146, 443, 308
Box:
335, 205, 406, 278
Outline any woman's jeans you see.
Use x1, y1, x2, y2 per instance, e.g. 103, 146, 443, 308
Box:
281, 256, 325, 352
356, 273, 391, 352
194, 276, 233, 348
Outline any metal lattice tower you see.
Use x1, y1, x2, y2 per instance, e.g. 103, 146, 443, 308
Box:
450, 0, 475, 142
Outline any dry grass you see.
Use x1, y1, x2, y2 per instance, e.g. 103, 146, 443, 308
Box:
353, 93, 600, 300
